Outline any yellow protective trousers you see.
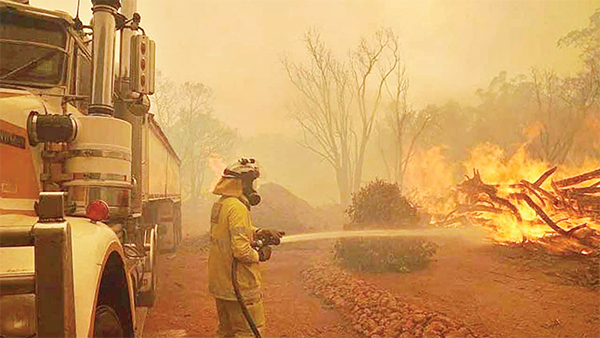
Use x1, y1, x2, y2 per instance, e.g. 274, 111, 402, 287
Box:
215, 298, 265, 338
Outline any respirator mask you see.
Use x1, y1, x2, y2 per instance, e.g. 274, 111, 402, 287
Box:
242, 175, 261, 206
222, 158, 262, 206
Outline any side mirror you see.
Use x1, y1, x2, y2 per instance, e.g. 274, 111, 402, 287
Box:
130, 35, 155, 95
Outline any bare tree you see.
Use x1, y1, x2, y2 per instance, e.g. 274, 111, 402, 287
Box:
529, 68, 594, 163
151, 70, 178, 129
378, 65, 431, 189
284, 30, 355, 205
284, 28, 403, 205
350, 28, 401, 191
557, 9, 600, 160
153, 77, 237, 206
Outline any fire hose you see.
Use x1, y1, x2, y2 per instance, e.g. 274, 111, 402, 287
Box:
231, 232, 284, 338
232, 258, 262, 338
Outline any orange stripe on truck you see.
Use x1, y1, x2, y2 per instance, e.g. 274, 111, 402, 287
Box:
0, 92, 29, 99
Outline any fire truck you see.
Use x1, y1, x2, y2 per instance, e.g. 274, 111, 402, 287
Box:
0, 0, 181, 336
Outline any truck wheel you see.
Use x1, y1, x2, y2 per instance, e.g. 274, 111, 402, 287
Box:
174, 221, 182, 249
94, 305, 124, 338
175, 205, 182, 248
138, 226, 158, 307
177, 223, 183, 247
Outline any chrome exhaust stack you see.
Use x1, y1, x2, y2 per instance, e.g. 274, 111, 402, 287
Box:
120, 0, 137, 83
89, 0, 121, 116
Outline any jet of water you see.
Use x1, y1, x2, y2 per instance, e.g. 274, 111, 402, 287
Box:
281, 227, 491, 244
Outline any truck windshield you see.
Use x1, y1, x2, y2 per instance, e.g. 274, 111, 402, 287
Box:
0, 10, 68, 86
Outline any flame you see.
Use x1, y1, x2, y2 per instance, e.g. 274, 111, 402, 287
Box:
524, 121, 545, 141
462, 143, 550, 184
404, 146, 457, 216
408, 141, 599, 254
208, 153, 227, 192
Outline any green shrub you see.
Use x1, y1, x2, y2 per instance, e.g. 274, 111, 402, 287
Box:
346, 179, 417, 229
337, 179, 436, 272
334, 237, 438, 272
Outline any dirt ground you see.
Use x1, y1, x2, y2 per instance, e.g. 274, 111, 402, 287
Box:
142, 241, 356, 338
353, 237, 600, 338
143, 235, 600, 338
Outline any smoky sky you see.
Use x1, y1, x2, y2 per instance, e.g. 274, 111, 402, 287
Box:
29, 0, 598, 207
43, 0, 596, 136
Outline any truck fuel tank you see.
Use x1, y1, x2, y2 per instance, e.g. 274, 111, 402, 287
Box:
63, 116, 133, 219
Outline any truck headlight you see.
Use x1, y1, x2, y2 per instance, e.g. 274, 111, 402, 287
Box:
0, 294, 36, 337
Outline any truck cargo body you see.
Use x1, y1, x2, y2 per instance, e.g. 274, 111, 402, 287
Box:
142, 114, 182, 251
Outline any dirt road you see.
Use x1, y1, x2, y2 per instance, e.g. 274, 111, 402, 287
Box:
143, 236, 600, 338
142, 241, 356, 338
354, 239, 600, 338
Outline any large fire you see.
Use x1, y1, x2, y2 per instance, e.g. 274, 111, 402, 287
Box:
207, 153, 227, 192
407, 143, 600, 255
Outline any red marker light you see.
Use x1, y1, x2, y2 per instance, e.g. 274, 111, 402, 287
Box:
86, 200, 109, 222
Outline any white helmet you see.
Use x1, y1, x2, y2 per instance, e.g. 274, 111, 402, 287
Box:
222, 158, 261, 206
222, 158, 260, 180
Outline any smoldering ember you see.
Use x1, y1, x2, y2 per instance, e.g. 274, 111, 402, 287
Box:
0, 1, 598, 338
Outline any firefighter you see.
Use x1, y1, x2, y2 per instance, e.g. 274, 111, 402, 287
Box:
208, 158, 284, 338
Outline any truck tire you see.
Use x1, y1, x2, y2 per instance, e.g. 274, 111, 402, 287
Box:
174, 204, 182, 249
158, 221, 176, 253
172, 221, 182, 250
94, 305, 124, 338
138, 226, 158, 307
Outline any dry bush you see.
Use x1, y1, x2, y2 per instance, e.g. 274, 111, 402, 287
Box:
338, 179, 437, 273
346, 179, 418, 229
335, 238, 437, 273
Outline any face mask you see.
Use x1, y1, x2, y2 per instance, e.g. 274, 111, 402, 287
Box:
243, 179, 261, 206
246, 191, 261, 206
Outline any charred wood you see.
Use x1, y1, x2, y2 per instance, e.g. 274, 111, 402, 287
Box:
562, 186, 600, 197
458, 169, 522, 221
444, 204, 503, 220
489, 195, 522, 222
517, 193, 569, 237
519, 180, 547, 206
533, 166, 557, 187
554, 168, 600, 188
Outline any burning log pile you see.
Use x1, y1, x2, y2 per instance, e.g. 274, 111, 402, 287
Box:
441, 167, 600, 254
302, 263, 477, 338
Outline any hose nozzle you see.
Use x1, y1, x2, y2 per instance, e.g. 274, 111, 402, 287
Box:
251, 239, 265, 251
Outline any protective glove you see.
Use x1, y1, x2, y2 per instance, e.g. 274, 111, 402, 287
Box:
258, 246, 272, 262
255, 228, 285, 246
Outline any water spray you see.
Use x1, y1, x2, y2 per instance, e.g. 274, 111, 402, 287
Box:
280, 227, 491, 245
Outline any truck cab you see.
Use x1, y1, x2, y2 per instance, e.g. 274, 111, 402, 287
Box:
0, 1, 181, 337
0, 1, 91, 102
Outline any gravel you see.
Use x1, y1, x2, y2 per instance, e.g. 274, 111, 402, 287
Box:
302, 262, 478, 338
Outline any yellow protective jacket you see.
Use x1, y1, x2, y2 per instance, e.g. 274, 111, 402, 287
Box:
208, 177, 262, 301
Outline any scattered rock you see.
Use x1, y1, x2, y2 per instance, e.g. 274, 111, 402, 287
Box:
302, 262, 479, 338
